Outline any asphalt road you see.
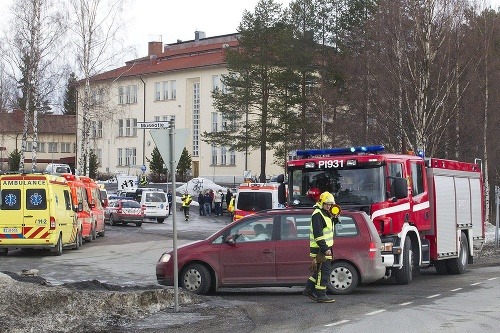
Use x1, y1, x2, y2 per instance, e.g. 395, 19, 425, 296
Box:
1, 209, 499, 332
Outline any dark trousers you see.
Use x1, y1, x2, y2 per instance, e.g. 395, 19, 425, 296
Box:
306, 258, 332, 296
182, 206, 190, 218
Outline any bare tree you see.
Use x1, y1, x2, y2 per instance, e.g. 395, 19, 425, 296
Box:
1, 0, 67, 171
68, 0, 129, 176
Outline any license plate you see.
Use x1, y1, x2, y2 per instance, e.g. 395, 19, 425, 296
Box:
2, 227, 20, 234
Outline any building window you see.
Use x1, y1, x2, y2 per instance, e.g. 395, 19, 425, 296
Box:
118, 148, 123, 166
230, 148, 236, 165
38, 142, 45, 153
119, 118, 137, 137
221, 146, 227, 165
211, 112, 218, 132
125, 148, 136, 166
212, 75, 220, 92
48, 142, 58, 153
192, 83, 200, 157
118, 86, 124, 104
162, 81, 168, 100
155, 82, 161, 101
170, 80, 176, 99
27, 141, 44, 152
61, 142, 71, 153
91, 120, 103, 138
211, 145, 217, 165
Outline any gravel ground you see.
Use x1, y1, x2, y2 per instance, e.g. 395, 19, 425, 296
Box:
1, 241, 499, 333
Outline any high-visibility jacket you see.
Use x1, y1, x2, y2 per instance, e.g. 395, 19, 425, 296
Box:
309, 205, 334, 257
227, 197, 235, 213
181, 194, 192, 207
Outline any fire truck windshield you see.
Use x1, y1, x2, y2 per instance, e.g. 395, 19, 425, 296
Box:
288, 166, 386, 207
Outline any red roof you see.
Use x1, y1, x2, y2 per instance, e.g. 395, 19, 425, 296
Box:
0, 110, 76, 135
89, 34, 239, 83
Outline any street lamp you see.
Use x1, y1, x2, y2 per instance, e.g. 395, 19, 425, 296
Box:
127, 150, 133, 175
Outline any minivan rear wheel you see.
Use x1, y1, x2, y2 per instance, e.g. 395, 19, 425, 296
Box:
328, 261, 359, 295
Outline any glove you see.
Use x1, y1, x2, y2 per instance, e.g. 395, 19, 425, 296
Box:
308, 252, 327, 274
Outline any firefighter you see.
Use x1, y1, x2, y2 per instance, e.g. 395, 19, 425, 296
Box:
181, 192, 192, 221
303, 191, 336, 303
227, 195, 235, 223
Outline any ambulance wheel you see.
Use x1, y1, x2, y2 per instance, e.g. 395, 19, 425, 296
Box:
157, 218, 165, 223
52, 235, 63, 256
180, 263, 212, 295
395, 236, 413, 285
98, 227, 105, 237
91, 227, 97, 241
0, 248, 8, 256
328, 261, 359, 295
448, 232, 469, 274
74, 231, 81, 250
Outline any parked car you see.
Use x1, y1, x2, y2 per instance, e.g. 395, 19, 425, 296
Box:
104, 199, 144, 227
156, 208, 387, 295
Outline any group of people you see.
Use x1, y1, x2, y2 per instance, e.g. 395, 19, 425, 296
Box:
197, 189, 233, 218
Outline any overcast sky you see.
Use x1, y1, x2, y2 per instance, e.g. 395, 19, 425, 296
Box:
0, 0, 498, 57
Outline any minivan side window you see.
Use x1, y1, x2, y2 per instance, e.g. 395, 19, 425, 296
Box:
1, 189, 22, 210
26, 189, 47, 210
335, 216, 358, 237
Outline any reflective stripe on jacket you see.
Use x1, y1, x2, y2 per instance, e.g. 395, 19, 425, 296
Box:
181, 195, 192, 207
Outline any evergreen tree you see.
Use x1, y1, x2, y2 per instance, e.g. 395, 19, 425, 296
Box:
146, 147, 168, 182
63, 72, 77, 115
8, 149, 21, 171
177, 148, 192, 182
88, 150, 99, 179
202, 0, 294, 182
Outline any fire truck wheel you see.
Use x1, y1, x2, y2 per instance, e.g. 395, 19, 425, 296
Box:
395, 236, 413, 285
448, 232, 469, 274
52, 234, 63, 256
328, 261, 359, 295
433, 260, 450, 275
180, 263, 212, 295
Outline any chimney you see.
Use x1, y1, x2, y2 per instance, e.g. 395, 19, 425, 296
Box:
195, 31, 206, 41
149, 54, 158, 66
148, 41, 163, 56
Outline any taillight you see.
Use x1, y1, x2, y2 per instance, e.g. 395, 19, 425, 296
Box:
142, 205, 146, 212
369, 242, 378, 259
50, 217, 56, 230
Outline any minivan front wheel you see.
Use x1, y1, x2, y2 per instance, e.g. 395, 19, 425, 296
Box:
180, 263, 211, 295
328, 261, 359, 295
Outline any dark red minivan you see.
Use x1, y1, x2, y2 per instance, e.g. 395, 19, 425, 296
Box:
156, 208, 387, 295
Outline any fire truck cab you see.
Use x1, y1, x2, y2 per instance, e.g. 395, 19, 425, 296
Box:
282, 145, 485, 285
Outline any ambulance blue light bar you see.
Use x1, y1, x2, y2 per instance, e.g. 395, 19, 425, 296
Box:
296, 145, 385, 157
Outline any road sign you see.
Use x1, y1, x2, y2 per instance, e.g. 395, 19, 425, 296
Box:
141, 164, 146, 172
137, 121, 170, 129
149, 128, 189, 170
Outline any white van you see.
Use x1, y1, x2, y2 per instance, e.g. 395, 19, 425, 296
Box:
45, 163, 72, 175
140, 190, 168, 223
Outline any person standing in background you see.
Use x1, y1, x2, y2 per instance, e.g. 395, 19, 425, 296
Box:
214, 190, 222, 216
204, 191, 212, 216
198, 192, 205, 216
167, 190, 173, 217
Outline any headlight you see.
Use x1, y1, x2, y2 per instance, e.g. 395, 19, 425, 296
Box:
158, 253, 171, 263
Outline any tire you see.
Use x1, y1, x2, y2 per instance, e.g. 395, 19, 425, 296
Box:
135, 222, 142, 227
98, 227, 105, 237
91, 226, 97, 241
448, 232, 469, 274
395, 236, 413, 285
180, 263, 211, 295
74, 230, 80, 250
110, 216, 116, 226
0, 248, 8, 256
157, 218, 165, 224
52, 234, 63, 256
328, 261, 359, 295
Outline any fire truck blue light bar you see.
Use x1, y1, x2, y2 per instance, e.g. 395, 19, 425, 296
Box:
296, 145, 385, 157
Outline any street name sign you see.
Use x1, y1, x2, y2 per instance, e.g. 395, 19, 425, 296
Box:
137, 121, 170, 129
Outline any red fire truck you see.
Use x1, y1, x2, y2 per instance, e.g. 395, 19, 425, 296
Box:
282, 145, 485, 284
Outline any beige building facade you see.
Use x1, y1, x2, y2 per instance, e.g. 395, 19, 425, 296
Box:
77, 33, 282, 184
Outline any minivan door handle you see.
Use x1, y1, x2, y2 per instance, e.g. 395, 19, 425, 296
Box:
262, 249, 273, 253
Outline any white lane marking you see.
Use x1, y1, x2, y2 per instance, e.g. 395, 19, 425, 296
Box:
365, 309, 386, 316
325, 320, 350, 327
487, 277, 497, 281
470, 282, 481, 286
427, 294, 441, 299
450, 288, 462, 292
400, 302, 412, 306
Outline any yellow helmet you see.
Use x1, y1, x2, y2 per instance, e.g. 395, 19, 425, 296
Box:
318, 191, 335, 206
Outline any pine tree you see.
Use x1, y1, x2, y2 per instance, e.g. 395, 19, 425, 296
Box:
63, 72, 77, 115
146, 147, 167, 182
177, 148, 192, 182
